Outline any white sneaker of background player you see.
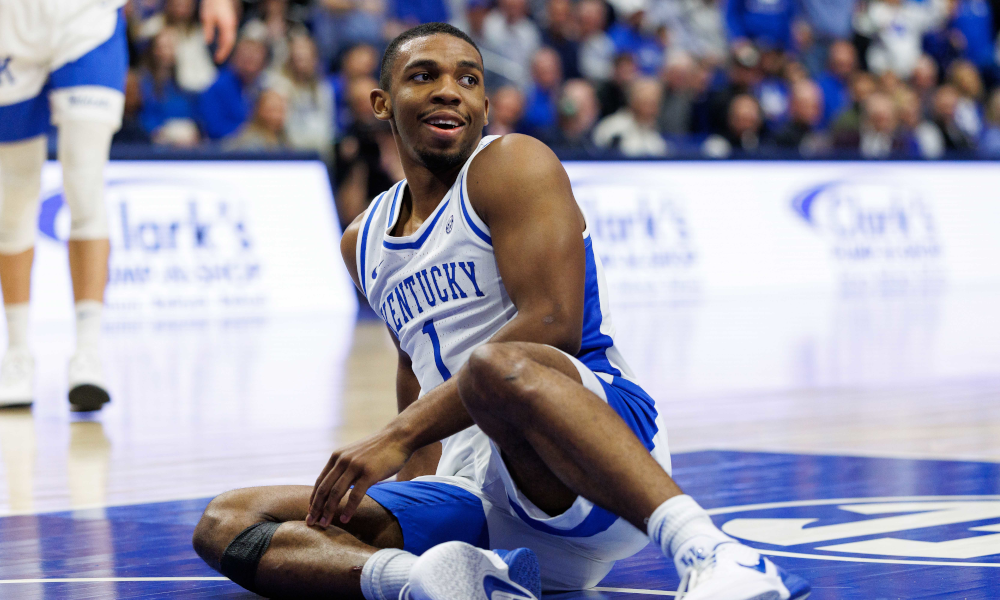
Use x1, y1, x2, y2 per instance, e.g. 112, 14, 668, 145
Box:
675, 541, 810, 600
67, 348, 110, 411
0, 349, 34, 407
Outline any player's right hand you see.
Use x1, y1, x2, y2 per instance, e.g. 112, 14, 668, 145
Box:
306, 429, 414, 529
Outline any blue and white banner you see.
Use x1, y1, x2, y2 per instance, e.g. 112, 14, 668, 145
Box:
32, 161, 356, 322
566, 161, 1000, 298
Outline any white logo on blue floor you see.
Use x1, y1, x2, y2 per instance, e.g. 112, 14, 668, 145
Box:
709, 496, 1000, 565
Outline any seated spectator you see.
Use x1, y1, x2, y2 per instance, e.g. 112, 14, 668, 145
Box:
702, 93, 763, 156
830, 71, 877, 140
310, 0, 387, 70
267, 34, 336, 160
483, 0, 542, 89
706, 45, 763, 134
658, 51, 697, 136
795, 0, 855, 75
522, 47, 565, 135
815, 40, 857, 127
224, 89, 290, 150
577, 0, 616, 81
947, 59, 985, 139
134, 0, 217, 92
834, 92, 907, 157
755, 49, 791, 128
540, 79, 601, 153
854, 0, 949, 78
486, 86, 526, 135
139, 30, 200, 144
593, 77, 670, 156
542, 0, 581, 79
725, 0, 796, 50
331, 44, 380, 133
114, 70, 152, 145
243, 0, 306, 71
978, 89, 1000, 156
649, 0, 726, 64
768, 80, 828, 154
198, 36, 268, 140
896, 86, 945, 157
931, 84, 978, 150
607, 0, 665, 74
597, 53, 639, 118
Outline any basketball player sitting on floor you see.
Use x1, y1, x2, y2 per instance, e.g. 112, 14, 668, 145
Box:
192, 23, 810, 600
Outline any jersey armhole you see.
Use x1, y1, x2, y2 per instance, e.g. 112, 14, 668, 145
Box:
357, 190, 388, 298
458, 136, 499, 247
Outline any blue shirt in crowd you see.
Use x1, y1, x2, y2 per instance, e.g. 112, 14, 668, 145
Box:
726, 0, 796, 49
952, 0, 996, 68
197, 67, 257, 140
391, 0, 449, 24
139, 75, 197, 135
815, 71, 850, 127
521, 85, 558, 135
608, 23, 665, 74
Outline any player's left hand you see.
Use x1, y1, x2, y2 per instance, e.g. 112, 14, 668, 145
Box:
201, 0, 238, 63
306, 429, 414, 528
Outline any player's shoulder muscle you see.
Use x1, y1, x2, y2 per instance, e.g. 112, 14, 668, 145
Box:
467, 134, 575, 224
340, 211, 367, 291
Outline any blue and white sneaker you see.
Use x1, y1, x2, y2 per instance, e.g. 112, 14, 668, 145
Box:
400, 541, 541, 600
676, 542, 810, 600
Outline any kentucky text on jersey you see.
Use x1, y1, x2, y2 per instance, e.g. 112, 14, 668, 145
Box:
380, 261, 486, 332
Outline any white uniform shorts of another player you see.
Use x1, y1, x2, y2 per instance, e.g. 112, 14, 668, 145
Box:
0, 0, 128, 253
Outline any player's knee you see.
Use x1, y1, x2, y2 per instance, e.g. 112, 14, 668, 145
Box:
193, 489, 254, 569
0, 136, 46, 254
57, 120, 113, 241
460, 343, 540, 412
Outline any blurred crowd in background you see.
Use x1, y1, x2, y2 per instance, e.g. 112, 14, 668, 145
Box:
119, 0, 1000, 221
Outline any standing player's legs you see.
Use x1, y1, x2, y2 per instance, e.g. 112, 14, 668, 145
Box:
47, 11, 128, 411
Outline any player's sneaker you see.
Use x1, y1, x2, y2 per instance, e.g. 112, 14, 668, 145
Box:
0, 349, 34, 407
67, 348, 110, 412
400, 541, 541, 600
676, 542, 810, 600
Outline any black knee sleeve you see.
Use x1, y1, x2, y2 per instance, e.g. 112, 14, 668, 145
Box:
220, 520, 282, 592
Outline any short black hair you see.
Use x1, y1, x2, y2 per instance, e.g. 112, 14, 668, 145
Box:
379, 22, 483, 92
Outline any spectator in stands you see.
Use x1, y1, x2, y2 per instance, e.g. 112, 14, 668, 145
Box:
540, 79, 601, 153
597, 52, 639, 118
948, 59, 986, 139
484, 0, 542, 89
267, 34, 336, 160
242, 0, 303, 71
310, 0, 386, 70
577, 0, 616, 81
522, 47, 565, 135
607, 0, 665, 74
815, 40, 857, 127
795, 0, 855, 75
224, 88, 290, 150
115, 70, 152, 144
725, 0, 797, 51
910, 54, 940, 112
830, 71, 877, 140
978, 89, 1000, 156
834, 92, 907, 156
134, 0, 218, 92
702, 93, 763, 156
896, 86, 946, 157
755, 49, 791, 128
198, 35, 267, 139
593, 77, 670, 156
331, 44, 379, 133
139, 29, 201, 146
768, 79, 828, 154
486, 86, 526, 135
649, 0, 726, 64
658, 51, 697, 136
948, 0, 999, 86
542, 0, 582, 79
855, 0, 949, 78
706, 45, 763, 134
931, 83, 979, 149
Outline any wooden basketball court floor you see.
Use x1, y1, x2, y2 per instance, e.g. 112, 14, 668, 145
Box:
1, 286, 999, 599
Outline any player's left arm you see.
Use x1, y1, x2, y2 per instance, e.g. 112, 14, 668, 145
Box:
200, 0, 238, 63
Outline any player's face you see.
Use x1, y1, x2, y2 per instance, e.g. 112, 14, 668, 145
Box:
377, 35, 488, 173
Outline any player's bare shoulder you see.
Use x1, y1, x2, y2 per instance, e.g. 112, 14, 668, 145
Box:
340, 211, 367, 291
466, 134, 578, 225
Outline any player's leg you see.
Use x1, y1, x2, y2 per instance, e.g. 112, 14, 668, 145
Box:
47, 10, 129, 411
193, 485, 401, 599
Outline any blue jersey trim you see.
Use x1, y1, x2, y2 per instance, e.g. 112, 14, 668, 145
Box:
383, 197, 450, 250
49, 9, 128, 92
509, 496, 620, 538
460, 184, 492, 245
358, 191, 388, 295
575, 236, 621, 376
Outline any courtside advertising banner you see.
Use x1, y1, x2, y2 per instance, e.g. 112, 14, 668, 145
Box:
566, 161, 1000, 299
31, 161, 356, 321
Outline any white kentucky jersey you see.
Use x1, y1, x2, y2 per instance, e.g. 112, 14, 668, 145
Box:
357, 135, 637, 478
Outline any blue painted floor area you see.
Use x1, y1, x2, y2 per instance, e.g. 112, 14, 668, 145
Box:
3, 451, 1000, 599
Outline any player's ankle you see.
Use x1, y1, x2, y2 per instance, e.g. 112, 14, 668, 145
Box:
646, 495, 733, 564
361, 548, 418, 600
74, 300, 103, 352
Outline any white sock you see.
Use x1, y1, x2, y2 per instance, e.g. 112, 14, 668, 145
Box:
647, 495, 734, 575
360, 548, 418, 600
5, 303, 29, 352
74, 300, 103, 352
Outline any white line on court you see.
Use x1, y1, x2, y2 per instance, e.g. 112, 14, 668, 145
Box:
758, 549, 1000, 568
0, 577, 230, 584
591, 587, 678, 596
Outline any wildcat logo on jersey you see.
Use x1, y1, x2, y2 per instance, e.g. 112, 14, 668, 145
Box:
379, 261, 486, 332
714, 497, 1000, 565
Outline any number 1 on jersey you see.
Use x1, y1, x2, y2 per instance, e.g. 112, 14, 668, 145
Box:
421, 319, 452, 381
